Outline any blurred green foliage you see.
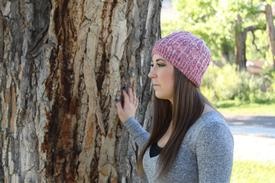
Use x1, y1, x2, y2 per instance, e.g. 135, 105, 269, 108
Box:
201, 64, 275, 104
162, 0, 275, 105
162, 0, 274, 63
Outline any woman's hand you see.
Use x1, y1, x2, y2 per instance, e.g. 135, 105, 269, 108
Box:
116, 87, 138, 124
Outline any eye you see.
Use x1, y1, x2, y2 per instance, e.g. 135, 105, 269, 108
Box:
150, 62, 166, 67
157, 63, 166, 67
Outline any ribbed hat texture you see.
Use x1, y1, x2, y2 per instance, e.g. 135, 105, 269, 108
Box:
152, 31, 211, 87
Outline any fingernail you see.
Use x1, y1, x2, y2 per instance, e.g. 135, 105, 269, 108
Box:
115, 96, 120, 102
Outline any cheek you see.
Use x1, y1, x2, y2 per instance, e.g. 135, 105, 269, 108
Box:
161, 71, 174, 91
166, 70, 174, 84
167, 76, 174, 92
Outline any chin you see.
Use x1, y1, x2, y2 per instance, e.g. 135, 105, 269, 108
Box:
154, 93, 167, 100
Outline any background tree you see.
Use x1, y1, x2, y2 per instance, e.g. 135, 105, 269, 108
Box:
171, 0, 274, 70
235, 14, 265, 70
0, 0, 160, 182
265, 3, 275, 69
161, 0, 275, 107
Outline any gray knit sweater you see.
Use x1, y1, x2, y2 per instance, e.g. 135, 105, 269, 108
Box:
124, 111, 234, 183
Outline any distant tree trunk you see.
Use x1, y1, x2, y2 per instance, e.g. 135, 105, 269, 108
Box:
235, 15, 247, 71
265, 4, 275, 70
235, 14, 265, 71
0, 0, 160, 182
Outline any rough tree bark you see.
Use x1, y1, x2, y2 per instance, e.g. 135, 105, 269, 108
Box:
0, 7, 4, 183
0, 0, 161, 182
265, 4, 275, 70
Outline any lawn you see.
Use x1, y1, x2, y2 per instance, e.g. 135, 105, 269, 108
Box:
231, 160, 275, 183
220, 101, 275, 182
216, 101, 275, 116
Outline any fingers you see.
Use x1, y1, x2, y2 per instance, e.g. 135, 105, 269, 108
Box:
128, 88, 134, 103
115, 87, 138, 123
133, 89, 137, 99
124, 87, 135, 104
116, 101, 123, 113
127, 87, 138, 105
123, 90, 130, 104
133, 89, 138, 106
119, 87, 138, 108
135, 99, 138, 107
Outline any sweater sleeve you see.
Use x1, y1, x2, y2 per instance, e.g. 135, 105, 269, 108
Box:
196, 122, 234, 183
123, 117, 150, 147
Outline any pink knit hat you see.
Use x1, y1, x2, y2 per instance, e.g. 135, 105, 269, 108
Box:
152, 31, 211, 87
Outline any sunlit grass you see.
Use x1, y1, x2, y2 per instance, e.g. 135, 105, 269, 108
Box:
231, 160, 275, 183
216, 100, 275, 116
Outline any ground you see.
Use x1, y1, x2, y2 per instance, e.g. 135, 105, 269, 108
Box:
225, 115, 275, 162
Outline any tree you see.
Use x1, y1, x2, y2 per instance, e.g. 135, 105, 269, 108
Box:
265, 4, 275, 69
235, 15, 247, 70
235, 14, 265, 70
0, 0, 160, 182
172, 0, 272, 68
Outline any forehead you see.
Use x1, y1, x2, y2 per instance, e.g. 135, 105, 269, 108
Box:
152, 54, 165, 61
152, 54, 169, 63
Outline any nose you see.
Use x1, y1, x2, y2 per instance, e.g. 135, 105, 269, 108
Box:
148, 66, 157, 78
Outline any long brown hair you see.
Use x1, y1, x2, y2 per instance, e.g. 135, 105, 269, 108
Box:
137, 67, 207, 176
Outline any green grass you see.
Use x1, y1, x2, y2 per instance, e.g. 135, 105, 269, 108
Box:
231, 160, 275, 183
215, 100, 275, 116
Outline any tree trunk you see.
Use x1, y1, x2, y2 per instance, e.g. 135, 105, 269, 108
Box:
0, 8, 4, 183
235, 14, 247, 71
0, 0, 161, 182
234, 14, 264, 71
265, 4, 275, 70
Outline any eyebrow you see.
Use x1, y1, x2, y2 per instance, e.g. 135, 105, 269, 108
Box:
155, 58, 166, 63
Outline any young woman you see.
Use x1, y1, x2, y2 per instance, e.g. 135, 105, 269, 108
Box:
116, 31, 234, 183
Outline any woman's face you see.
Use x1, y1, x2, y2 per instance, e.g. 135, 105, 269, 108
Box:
148, 54, 174, 102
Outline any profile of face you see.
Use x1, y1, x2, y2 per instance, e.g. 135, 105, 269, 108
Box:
148, 54, 174, 102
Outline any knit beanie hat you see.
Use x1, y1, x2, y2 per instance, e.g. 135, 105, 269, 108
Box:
152, 31, 211, 87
